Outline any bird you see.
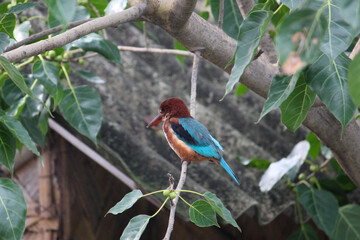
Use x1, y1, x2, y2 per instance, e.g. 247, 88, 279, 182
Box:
146, 97, 239, 184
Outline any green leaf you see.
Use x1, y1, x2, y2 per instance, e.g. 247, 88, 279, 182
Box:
318, 178, 348, 206
7, 2, 38, 14
0, 32, 10, 54
320, 1, 355, 61
32, 59, 63, 106
0, 123, 16, 174
48, 6, 90, 28
0, 14, 16, 39
260, 141, 309, 192
71, 33, 121, 64
20, 117, 45, 147
89, 0, 107, 16
275, 9, 327, 65
306, 132, 320, 159
297, 184, 339, 236
348, 52, 360, 107
0, 56, 33, 97
305, 54, 356, 130
174, 40, 187, 65
288, 224, 318, 240
44, 0, 76, 27
271, 4, 289, 28
7, 95, 27, 118
238, 157, 271, 170
0, 2, 11, 14
332, 204, 360, 240
203, 192, 241, 231
189, 200, 219, 228
0, 115, 39, 156
59, 86, 102, 144
280, 0, 305, 10
105, 0, 127, 15
280, 73, 316, 131
106, 189, 142, 215
120, 215, 150, 240
334, 0, 360, 32
235, 83, 249, 96
210, 0, 243, 39
223, 10, 272, 99
258, 73, 299, 122
0, 178, 27, 240
75, 70, 105, 84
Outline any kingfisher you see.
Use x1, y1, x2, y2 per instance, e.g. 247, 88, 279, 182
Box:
147, 97, 239, 184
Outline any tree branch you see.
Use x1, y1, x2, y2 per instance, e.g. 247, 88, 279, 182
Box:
4, 19, 91, 52
349, 38, 360, 60
163, 50, 200, 240
1, 3, 148, 64
218, 0, 224, 28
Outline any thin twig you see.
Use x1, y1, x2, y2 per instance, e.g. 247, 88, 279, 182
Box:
89, 2, 108, 39
65, 46, 194, 62
2, 4, 147, 64
218, 0, 224, 28
349, 38, 360, 60
4, 19, 91, 52
295, 157, 332, 186
163, 50, 201, 240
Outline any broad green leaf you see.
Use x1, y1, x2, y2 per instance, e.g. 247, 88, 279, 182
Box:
235, 83, 249, 96
297, 184, 338, 236
318, 178, 348, 206
189, 200, 219, 228
306, 132, 320, 159
334, 0, 360, 32
0, 2, 11, 14
320, 1, 355, 61
105, 0, 127, 15
336, 174, 356, 192
71, 33, 121, 64
120, 215, 150, 240
106, 189, 142, 215
0, 178, 27, 240
332, 204, 360, 240
305, 54, 356, 130
280, 73, 316, 131
348, 53, 360, 107
7, 96, 27, 118
210, 0, 243, 39
0, 56, 33, 97
238, 157, 271, 170
281, 0, 305, 10
259, 141, 309, 192
275, 9, 327, 65
59, 86, 102, 144
89, 0, 107, 16
0, 123, 16, 174
174, 40, 187, 65
258, 73, 298, 122
20, 117, 46, 147
0, 14, 16, 39
48, 6, 90, 28
75, 70, 105, 84
0, 32, 10, 53
7, 2, 38, 14
223, 10, 272, 99
288, 224, 318, 240
44, 0, 76, 27
0, 115, 39, 156
203, 192, 241, 231
32, 59, 63, 106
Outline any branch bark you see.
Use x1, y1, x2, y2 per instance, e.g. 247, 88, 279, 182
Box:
1, 4, 147, 63
131, 0, 360, 187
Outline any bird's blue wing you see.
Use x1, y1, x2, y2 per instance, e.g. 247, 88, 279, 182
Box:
170, 118, 223, 159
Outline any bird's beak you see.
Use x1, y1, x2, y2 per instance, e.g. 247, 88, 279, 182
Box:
146, 113, 164, 128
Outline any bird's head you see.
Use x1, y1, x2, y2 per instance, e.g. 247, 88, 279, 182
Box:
146, 98, 191, 128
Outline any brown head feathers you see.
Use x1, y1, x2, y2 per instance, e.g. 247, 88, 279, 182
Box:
159, 98, 191, 118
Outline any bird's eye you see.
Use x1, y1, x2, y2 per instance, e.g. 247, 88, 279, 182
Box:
160, 107, 165, 113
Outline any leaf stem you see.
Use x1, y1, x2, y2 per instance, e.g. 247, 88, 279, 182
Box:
142, 190, 166, 198
16, 56, 35, 69
175, 189, 204, 197
150, 197, 169, 218
273, 3, 283, 15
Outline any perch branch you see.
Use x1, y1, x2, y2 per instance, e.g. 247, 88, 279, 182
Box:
1, 3, 148, 64
163, 50, 201, 240
218, 0, 224, 28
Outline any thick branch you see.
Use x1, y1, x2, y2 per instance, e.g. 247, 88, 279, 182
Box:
1, 4, 147, 63
142, 9, 360, 187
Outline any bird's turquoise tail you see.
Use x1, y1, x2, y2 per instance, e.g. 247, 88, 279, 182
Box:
220, 158, 240, 184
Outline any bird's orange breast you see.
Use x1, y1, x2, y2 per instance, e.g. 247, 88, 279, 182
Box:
163, 119, 208, 162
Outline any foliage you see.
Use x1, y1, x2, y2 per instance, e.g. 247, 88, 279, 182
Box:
0, 0, 360, 239
240, 132, 360, 239
106, 188, 240, 239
